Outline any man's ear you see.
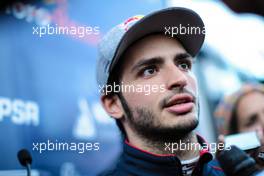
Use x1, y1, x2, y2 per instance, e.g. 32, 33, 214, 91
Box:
101, 94, 124, 120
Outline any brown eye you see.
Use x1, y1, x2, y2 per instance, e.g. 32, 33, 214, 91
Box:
178, 63, 189, 70
140, 66, 157, 77
178, 60, 192, 71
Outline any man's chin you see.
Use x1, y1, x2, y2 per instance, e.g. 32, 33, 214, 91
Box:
159, 113, 198, 130
128, 116, 198, 142
149, 120, 198, 142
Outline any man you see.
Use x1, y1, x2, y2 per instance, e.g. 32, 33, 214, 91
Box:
96, 7, 225, 176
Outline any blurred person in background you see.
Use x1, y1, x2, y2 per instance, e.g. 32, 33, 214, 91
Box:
215, 83, 264, 168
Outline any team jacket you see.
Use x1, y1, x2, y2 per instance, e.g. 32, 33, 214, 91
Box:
99, 135, 226, 176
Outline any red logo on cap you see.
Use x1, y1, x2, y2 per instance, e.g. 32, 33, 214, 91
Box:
120, 15, 144, 31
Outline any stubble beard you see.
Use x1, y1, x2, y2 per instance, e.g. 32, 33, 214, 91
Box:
118, 93, 199, 144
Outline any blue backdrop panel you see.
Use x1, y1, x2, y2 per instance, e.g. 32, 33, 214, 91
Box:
0, 0, 164, 175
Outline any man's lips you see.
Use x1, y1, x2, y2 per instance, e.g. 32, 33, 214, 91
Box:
164, 93, 195, 115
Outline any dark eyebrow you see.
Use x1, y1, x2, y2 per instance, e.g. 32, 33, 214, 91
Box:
130, 52, 193, 73
174, 53, 192, 61
131, 57, 164, 73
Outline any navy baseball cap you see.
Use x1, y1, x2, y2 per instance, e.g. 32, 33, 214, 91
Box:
96, 7, 205, 90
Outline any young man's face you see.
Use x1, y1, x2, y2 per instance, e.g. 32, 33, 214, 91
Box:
115, 34, 199, 140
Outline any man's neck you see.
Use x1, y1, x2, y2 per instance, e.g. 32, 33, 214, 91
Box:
126, 130, 200, 160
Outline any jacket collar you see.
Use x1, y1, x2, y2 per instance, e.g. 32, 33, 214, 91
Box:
118, 134, 213, 176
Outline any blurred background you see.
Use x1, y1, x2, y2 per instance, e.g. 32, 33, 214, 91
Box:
0, 0, 263, 175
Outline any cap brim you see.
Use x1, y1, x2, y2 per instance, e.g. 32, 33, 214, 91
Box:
109, 7, 205, 71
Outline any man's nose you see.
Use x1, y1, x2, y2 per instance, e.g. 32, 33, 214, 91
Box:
165, 65, 188, 90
